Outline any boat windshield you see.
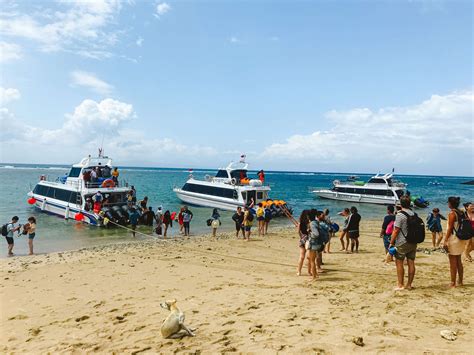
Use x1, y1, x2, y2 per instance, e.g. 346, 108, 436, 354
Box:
367, 178, 386, 184
230, 170, 248, 181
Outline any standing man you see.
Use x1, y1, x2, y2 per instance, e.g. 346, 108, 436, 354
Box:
389, 196, 418, 291
90, 167, 98, 186
232, 207, 245, 238
129, 208, 139, 237
3, 216, 20, 256
257, 170, 265, 183
182, 206, 193, 236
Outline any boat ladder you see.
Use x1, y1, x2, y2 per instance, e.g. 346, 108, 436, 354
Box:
281, 205, 299, 227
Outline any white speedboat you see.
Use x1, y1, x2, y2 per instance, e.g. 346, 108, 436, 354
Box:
313, 173, 406, 205
174, 160, 292, 215
27, 152, 133, 226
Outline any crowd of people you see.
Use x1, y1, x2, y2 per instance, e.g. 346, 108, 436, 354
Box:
294, 196, 474, 288
83, 165, 120, 187
3, 191, 473, 292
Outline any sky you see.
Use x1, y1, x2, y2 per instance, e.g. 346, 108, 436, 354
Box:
0, 0, 472, 176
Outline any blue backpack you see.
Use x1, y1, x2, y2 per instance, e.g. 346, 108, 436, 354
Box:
319, 222, 330, 244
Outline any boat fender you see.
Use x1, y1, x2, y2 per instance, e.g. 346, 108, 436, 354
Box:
231, 178, 237, 186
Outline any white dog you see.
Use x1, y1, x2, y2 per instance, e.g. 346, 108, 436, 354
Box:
160, 299, 196, 339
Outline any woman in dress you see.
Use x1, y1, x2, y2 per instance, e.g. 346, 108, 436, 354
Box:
444, 197, 468, 288
297, 210, 310, 276
462, 202, 474, 262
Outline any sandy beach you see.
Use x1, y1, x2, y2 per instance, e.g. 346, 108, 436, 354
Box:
0, 220, 472, 354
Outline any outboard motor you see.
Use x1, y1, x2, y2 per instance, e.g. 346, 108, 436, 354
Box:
112, 205, 127, 225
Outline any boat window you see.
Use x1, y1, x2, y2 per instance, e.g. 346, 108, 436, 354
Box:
68, 167, 82, 178
256, 191, 263, 200
182, 183, 235, 199
241, 191, 247, 201
215, 170, 228, 178
33, 184, 49, 196
367, 178, 386, 184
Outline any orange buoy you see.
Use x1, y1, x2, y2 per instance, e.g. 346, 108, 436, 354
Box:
27, 197, 36, 205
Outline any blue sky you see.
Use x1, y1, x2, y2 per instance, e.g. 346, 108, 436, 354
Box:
0, 0, 472, 175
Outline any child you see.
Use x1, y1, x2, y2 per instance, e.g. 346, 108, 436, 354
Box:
426, 208, 446, 248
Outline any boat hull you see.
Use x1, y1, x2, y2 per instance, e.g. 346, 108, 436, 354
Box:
29, 195, 99, 225
314, 190, 397, 205
174, 189, 243, 211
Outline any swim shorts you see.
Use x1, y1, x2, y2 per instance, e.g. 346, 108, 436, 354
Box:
235, 223, 242, 231
395, 242, 417, 261
244, 226, 252, 232
257, 216, 265, 221
348, 230, 360, 239
383, 234, 391, 251
28, 233, 36, 240
4, 236, 14, 245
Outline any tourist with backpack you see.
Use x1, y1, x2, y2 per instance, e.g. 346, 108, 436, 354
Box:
444, 197, 472, 288
232, 207, 245, 238
210, 208, 221, 239
297, 210, 311, 276
263, 206, 272, 236
426, 208, 446, 248
307, 210, 329, 280
2, 216, 21, 256
256, 203, 265, 236
389, 196, 425, 291
380, 205, 396, 262
243, 205, 254, 241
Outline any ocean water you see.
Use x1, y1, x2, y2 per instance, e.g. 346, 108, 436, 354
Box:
0, 164, 472, 257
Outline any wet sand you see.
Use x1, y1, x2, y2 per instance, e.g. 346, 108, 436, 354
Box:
0, 221, 472, 353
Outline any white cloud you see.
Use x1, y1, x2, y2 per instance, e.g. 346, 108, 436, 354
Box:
71, 70, 114, 95
0, 87, 21, 105
136, 37, 144, 47
261, 91, 474, 175
0, 96, 220, 166
0, 41, 22, 63
229, 36, 241, 44
269, 36, 279, 41
155, 2, 171, 17
0, 0, 125, 59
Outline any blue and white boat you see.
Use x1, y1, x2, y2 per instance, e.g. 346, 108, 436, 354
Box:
27, 152, 132, 225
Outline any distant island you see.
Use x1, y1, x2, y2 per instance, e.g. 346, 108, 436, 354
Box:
461, 180, 474, 185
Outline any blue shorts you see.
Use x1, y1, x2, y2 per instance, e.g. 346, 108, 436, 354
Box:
244, 226, 252, 232
383, 234, 391, 251
257, 217, 264, 221
28, 233, 36, 240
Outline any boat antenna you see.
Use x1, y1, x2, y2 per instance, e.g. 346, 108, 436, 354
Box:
99, 134, 105, 158
392, 167, 395, 173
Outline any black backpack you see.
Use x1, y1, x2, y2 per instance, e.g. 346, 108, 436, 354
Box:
1, 224, 9, 237
455, 211, 473, 240
247, 212, 254, 222
400, 211, 425, 244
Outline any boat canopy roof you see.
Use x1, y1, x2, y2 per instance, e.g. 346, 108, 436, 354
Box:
73, 155, 113, 169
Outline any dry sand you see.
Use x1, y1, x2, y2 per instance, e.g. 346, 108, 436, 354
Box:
0, 221, 472, 354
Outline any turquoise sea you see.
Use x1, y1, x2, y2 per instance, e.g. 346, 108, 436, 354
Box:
0, 164, 472, 257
